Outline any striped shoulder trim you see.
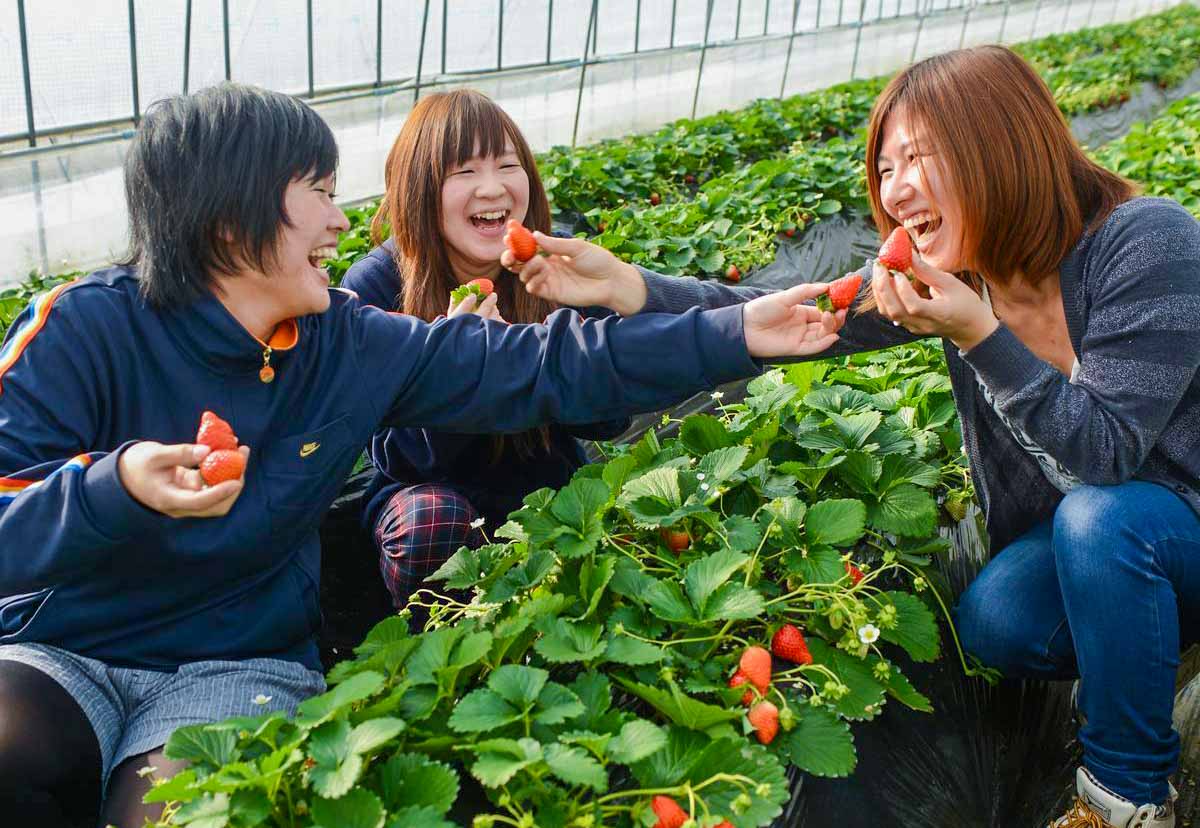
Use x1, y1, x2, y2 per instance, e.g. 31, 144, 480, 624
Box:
0, 454, 93, 503
0, 281, 74, 396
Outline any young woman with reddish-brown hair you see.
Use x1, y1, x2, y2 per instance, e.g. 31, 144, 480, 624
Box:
508, 45, 1200, 827
341, 90, 633, 616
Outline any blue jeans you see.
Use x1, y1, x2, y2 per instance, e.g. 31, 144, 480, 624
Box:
954, 481, 1200, 805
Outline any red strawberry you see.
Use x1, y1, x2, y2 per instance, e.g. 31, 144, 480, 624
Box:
739, 645, 772, 693
195, 410, 237, 452
660, 528, 691, 554
725, 264, 741, 282
878, 225, 913, 274
684, 174, 696, 185
771, 624, 814, 666
651, 795, 688, 828
468, 277, 493, 296
748, 700, 780, 745
649, 192, 662, 206
845, 561, 864, 585
200, 448, 246, 486
714, 822, 734, 828
815, 272, 863, 312
728, 670, 755, 705
504, 220, 538, 262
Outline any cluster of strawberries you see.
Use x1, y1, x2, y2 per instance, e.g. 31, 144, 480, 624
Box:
727, 624, 813, 747
194, 410, 245, 485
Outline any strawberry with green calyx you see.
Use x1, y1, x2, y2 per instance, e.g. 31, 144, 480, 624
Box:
878, 225, 913, 276
504, 219, 538, 263
739, 645, 772, 694
728, 670, 755, 705
660, 527, 691, 554
196, 410, 237, 452
651, 795, 689, 828
748, 700, 780, 744
815, 272, 863, 312
200, 449, 246, 486
845, 560, 865, 585
725, 264, 741, 282
771, 623, 814, 666
449, 277, 494, 307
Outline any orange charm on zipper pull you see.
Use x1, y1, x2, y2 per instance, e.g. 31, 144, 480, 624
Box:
259, 346, 275, 383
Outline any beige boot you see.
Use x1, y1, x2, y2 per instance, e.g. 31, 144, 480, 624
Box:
1048, 767, 1176, 828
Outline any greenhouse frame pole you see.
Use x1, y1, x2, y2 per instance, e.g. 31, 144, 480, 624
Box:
223, 0, 232, 81
547, 0, 554, 63
764, 0, 772, 35
415, 0, 431, 101
910, 0, 928, 63
691, 0, 717, 120
183, 0, 193, 93
957, 0, 973, 49
998, 0, 1011, 41
442, 0, 448, 74
736, 0, 744, 37
635, 0, 641, 51
850, 0, 869, 79
498, 1, 504, 70
670, 0, 677, 47
571, 0, 600, 147
1061, 0, 1073, 32
128, 0, 140, 122
375, 0, 383, 87
306, 0, 313, 95
779, 0, 803, 99
16, 0, 35, 147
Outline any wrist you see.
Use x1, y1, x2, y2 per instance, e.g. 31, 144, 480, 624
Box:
950, 312, 999, 353
608, 262, 649, 316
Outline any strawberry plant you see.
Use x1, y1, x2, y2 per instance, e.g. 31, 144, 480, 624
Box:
146, 343, 992, 827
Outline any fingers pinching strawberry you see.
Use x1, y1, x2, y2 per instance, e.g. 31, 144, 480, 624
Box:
816, 272, 863, 313
504, 220, 538, 263
195, 410, 246, 486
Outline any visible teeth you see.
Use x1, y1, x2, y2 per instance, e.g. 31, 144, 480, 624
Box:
472, 210, 507, 220
902, 212, 938, 230
310, 246, 337, 262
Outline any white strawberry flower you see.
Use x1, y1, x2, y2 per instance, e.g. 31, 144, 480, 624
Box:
857, 624, 880, 645
252, 693, 273, 706
470, 517, 486, 529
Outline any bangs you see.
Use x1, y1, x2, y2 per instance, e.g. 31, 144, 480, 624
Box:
442, 93, 515, 169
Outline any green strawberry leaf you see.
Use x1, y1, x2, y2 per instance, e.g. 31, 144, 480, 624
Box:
680, 413, 737, 455
701, 582, 765, 621
616, 678, 743, 732
544, 743, 609, 790
805, 498, 867, 546
779, 704, 857, 777
311, 788, 385, 828
470, 738, 543, 787
868, 483, 937, 537
877, 591, 941, 662
783, 543, 844, 586
447, 689, 520, 734
684, 548, 750, 614
385, 806, 458, 828
806, 639, 886, 720
379, 753, 460, 814
606, 718, 668, 764
346, 718, 406, 755
162, 726, 239, 769
534, 619, 607, 664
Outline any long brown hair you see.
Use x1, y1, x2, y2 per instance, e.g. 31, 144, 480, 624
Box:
373, 89, 557, 457
863, 45, 1135, 295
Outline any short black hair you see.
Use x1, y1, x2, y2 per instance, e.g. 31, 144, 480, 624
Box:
120, 82, 338, 309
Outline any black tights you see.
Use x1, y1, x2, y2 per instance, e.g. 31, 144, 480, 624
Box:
0, 661, 186, 828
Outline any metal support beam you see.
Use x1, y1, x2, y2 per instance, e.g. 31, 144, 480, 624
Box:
571, 0, 600, 147
17, 0, 35, 147
691, 0, 716, 119
780, 0, 802, 98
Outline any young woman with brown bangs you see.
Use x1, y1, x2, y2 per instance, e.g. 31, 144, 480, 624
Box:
505, 45, 1200, 827
340, 90, 640, 617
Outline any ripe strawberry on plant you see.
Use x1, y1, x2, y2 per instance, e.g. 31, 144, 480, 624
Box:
195, 410, 237, 452
725, 265, 741, 282
504, 219, 538, 263
771, 624, 813, 666
739, 645, 772, 693
660, 527, 690, 554
748, 700, 780, 745
815, 272, 863, 312
651, 795, 689, 828
728, 670, 754, 705
878, 225, 913, 276
649, 192, 662, 206
449, 277, 495, 307
845, 561, 864, 585
200, 449, 246, 486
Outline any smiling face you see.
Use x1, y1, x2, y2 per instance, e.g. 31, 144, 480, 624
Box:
440, 140, 530, 283
267, 173, 350, 317
875, 110, 965, 273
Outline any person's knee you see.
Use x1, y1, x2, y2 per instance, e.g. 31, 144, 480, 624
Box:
953, 581, 1033, 672
1052, 484, 1154, 586
375, 486, 480, 601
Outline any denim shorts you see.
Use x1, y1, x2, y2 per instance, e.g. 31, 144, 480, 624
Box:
0, 642, 325, 792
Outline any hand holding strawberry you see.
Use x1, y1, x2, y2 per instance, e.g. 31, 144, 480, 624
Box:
449, 277, 494, 308
869, 251, 998, 349
118, 441, 249, 518
504, 233, 650, 316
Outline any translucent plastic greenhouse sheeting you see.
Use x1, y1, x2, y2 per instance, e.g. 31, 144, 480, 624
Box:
0, 0, 1184, 286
